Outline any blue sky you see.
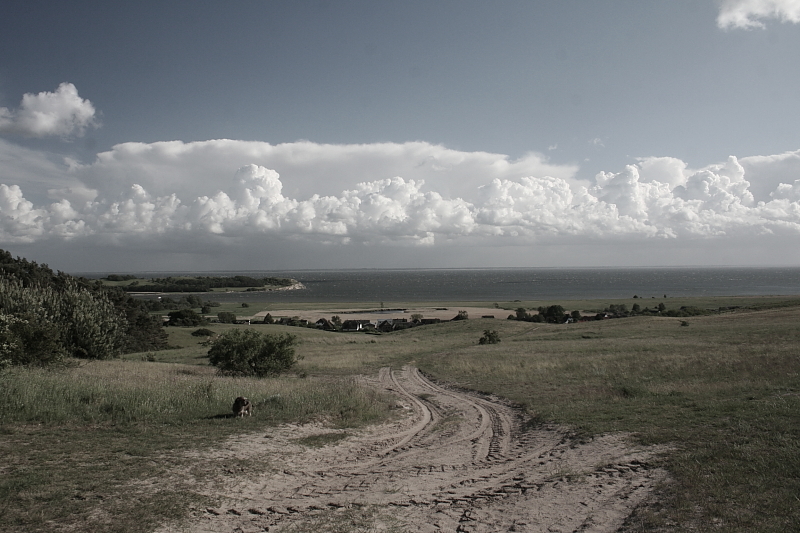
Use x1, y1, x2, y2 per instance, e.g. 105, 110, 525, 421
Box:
2, 1, 800, 271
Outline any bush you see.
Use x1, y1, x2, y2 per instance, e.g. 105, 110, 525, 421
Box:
191, 328, 215, 337
452, 310, 469, 321
166, 309, 207, 327
217, 311, 237, 324
0, 275, 126, 361
478, 329, 500, 345
0, 313, 66, 369
538, 305, 566, 323
208, 330, 300, 377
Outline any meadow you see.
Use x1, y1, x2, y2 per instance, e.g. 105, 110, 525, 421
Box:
1, 295, 798, 532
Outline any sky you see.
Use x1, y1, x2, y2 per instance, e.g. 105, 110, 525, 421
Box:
2, 0, 800, 272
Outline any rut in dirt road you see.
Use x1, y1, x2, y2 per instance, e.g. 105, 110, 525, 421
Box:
168, 366, 666, 533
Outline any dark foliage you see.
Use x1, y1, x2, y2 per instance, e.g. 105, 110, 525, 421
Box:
478, 329, 501, 345
115, 275, 294, 293
538, 305, 566, 323
140, 295, 217, 312
208, 330, 300, 377
1, 249, 169, 366
104, 274, 137, 281
217, 311, 237, 324
102, 287, 169, 353
166, 309, 208, 327
452, 310, 469, 321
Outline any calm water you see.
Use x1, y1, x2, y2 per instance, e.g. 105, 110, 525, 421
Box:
81, 267, 800, 303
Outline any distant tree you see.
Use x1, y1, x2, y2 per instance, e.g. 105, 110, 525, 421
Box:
570, 310, 582, 321
605, 304, 629, 318
410, 314, 423, 322
167, 309, 208, 327
540, 305, 566, 323
208, 330, 300, 377
183, 294, 204, 308
658, 302, 666, 312
217, 311, 237, 324
105, 274, 137, 282
631, 303, 642, 314
201, 305, 211, 314
331, 315, 342, 326
478, 329, 500, 345
263, 313, 274, 324
515, 307, 529, 321
453, 310, 469, 321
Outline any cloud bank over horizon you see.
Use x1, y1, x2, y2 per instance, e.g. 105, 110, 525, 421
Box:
3, 138, 800, 263
2, 67, 800, 269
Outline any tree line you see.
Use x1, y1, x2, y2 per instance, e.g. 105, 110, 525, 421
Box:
508, 302, 710, 323
0, 249, 168, 368
104, 275, 295, 292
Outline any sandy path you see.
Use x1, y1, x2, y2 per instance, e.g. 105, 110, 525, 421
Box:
161, 367, 665, 532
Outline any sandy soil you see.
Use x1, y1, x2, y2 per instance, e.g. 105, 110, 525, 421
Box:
252, 306, 507, 323
157, 367, 666, 533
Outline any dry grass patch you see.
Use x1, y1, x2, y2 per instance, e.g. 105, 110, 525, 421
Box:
0, 359, 393, 532
411, 308, 800, 532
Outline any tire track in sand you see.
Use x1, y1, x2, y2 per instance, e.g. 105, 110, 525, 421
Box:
159, 366, 667, 533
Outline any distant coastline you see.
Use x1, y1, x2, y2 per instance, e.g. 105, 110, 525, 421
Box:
108, 267, 800, 304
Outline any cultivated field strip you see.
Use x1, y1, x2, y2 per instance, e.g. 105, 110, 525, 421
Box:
164, 366, 666, 532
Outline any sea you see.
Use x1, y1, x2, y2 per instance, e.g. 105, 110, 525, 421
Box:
81, 267, 800, 304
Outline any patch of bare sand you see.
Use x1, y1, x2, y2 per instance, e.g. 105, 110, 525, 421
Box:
157, 367, 668, 533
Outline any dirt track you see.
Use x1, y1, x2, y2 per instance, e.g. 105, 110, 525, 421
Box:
162, 367, 666, 532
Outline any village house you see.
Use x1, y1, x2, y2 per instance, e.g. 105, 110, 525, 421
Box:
315, 318, 336, 331
341, 319, 374, 332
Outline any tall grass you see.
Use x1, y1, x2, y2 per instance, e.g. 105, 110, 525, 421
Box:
0, 360, 389, 427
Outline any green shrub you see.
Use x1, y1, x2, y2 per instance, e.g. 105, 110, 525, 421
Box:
538, 304, 566, 323
452, 310, 469, 321
478, 329, 500, 345
0, 275, 126, 361
217, 311, 237, 324
191, 328, 215, 337
208, 330, 300, 377
166, 309, 207, 327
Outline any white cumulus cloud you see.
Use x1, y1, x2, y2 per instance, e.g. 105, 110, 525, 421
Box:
0, 83, 98, 139
717, 0, 800, 29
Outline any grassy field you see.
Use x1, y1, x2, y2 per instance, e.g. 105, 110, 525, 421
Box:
0, 358, 391, 533
2, 296, 799, 531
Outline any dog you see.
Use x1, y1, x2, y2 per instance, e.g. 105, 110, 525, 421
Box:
232, 396, 252, 417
